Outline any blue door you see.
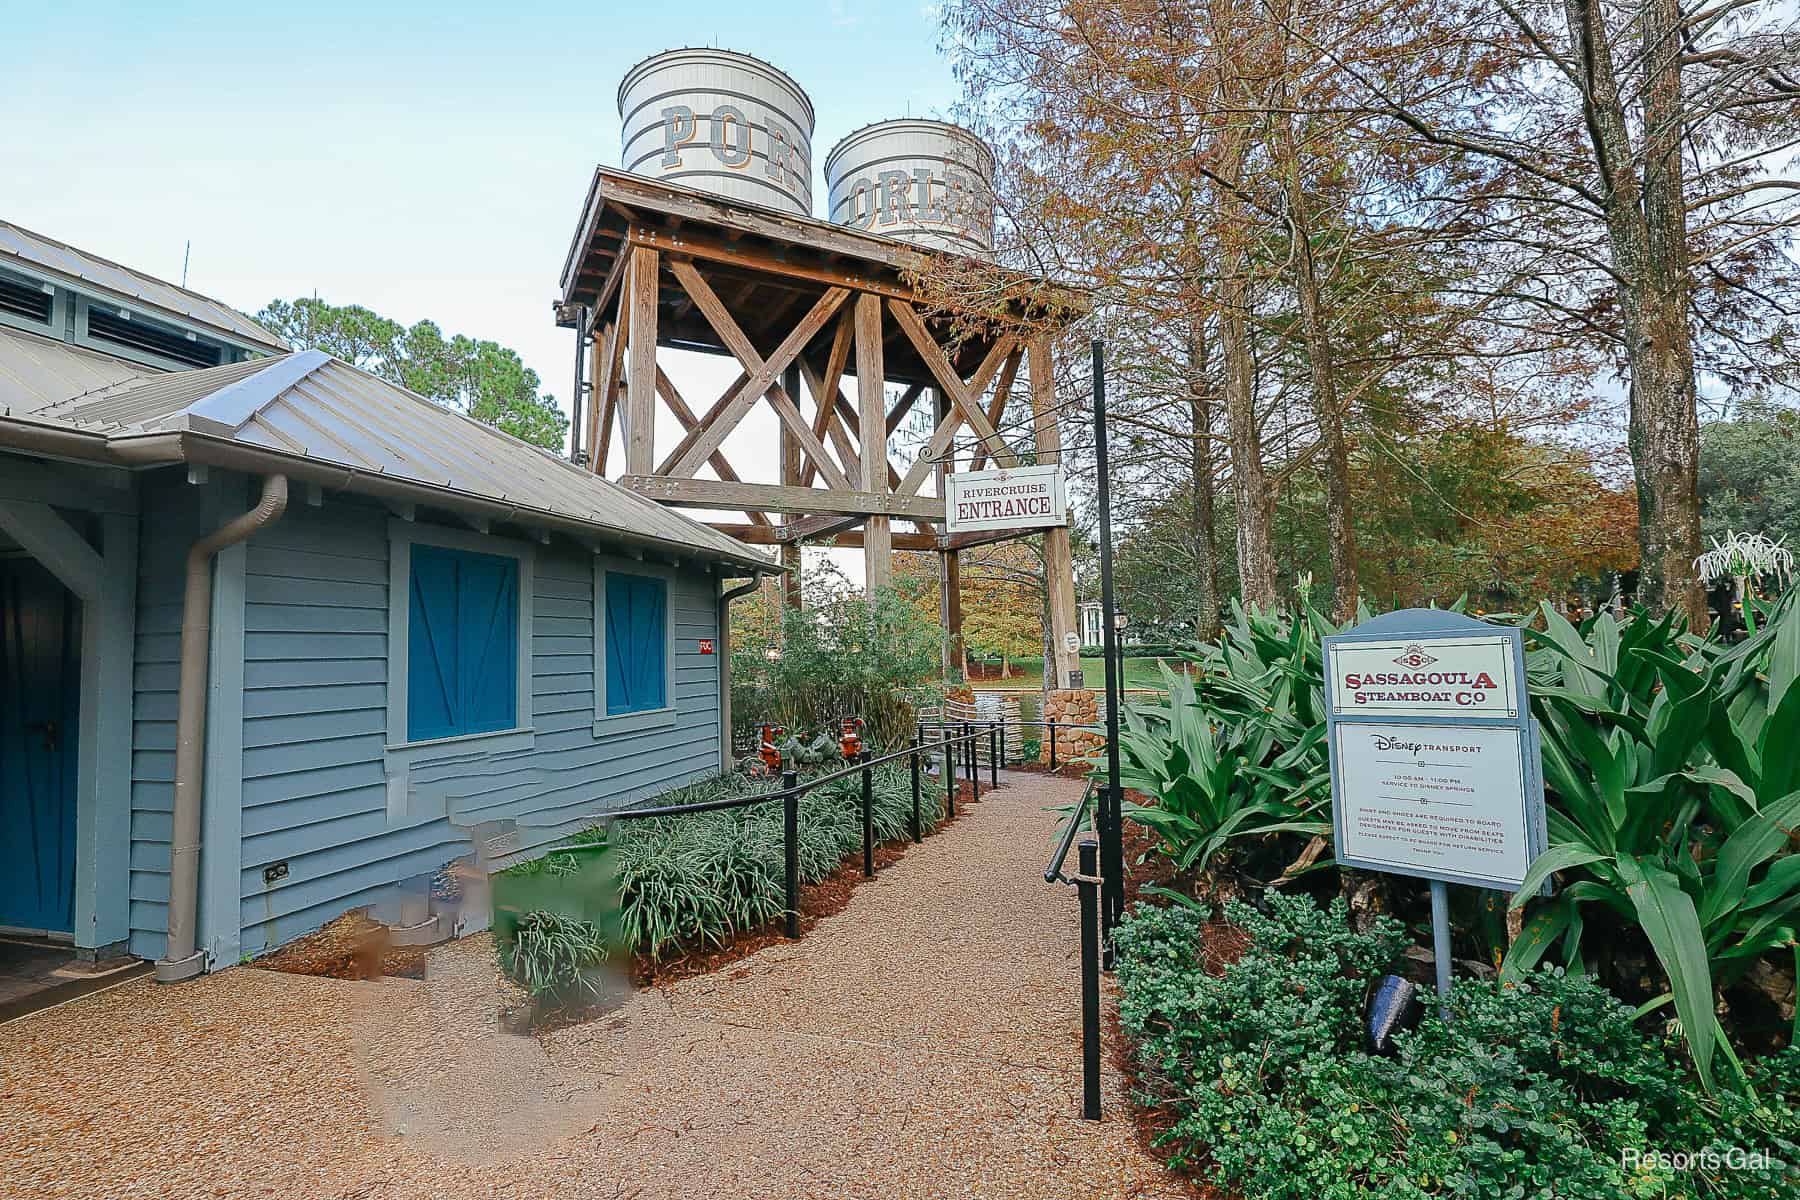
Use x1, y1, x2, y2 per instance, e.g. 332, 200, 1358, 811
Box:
0, 557, 80, 933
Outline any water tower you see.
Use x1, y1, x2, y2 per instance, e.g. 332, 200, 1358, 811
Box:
825, 119, 995, 257
617, 48, 815, 217
557, 53, 1085, 690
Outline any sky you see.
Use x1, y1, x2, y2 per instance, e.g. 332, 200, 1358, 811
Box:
1, 1, 965, 574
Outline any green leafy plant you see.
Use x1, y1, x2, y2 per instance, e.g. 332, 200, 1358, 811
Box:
1506, 591, 1800, 1090
1115, 893, 1800, 1199
731, 571, 943, 751
500, 911, 614, 1003
1116, 661, 1332, 887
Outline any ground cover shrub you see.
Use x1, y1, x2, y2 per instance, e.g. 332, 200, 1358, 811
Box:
497, 760, 949, 974
1115, 893, 1800, 1200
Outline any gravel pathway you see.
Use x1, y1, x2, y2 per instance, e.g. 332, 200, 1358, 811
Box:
3, 772, 1184, 1199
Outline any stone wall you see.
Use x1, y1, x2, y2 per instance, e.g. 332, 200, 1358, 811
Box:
1040, 689, 1103, 766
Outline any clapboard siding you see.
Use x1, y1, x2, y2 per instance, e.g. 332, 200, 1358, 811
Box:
125, 471, 205, 960
234, 499, 724, 956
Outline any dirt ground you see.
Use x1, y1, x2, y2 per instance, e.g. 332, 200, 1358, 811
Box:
1, 771, 1188, 1200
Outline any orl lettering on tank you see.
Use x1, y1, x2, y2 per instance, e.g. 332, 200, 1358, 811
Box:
618, 48, 816, 217
825, 119, 996, 259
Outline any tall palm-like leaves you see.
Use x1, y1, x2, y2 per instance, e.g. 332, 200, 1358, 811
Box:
1506, 592, 1800, 1091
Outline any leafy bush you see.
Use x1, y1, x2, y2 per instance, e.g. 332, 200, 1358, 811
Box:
1118, 660, 1332, 888
731, 574, 943, 750
500, 911, 613, 1003
1115, 893, 1800, 1199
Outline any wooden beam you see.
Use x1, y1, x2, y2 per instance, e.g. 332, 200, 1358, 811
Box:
895, 334, 1019, 496
628, 224, 934, 308
621, 476, 945, 520
887, 299, 1020, 468
0, 500, 103, 600
1030, 334, 1080, 688
625, 247, 660, 474
666, 259, 850, 485
594, 323, 615, 474
855, 293, 892, 593
654, 367, 770, 527
656, 369, 749, 475
779, 364, 803, 606
709, 523, 938, 551
797, 308, 857, 488
969, 347, 1023, 471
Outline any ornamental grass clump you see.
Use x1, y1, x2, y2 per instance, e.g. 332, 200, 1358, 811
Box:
1115, 893, 1800, 1200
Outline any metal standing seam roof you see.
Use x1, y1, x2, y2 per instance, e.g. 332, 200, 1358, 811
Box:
0, 324, 151, 416
27, 349, 774, 570
0, 220, 287, 352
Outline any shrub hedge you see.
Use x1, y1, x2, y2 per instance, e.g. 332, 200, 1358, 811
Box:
1115, 894, 1800, 1199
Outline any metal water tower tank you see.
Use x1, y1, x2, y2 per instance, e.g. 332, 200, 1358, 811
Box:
824, 119, 995, 257
618, 48, 816, 218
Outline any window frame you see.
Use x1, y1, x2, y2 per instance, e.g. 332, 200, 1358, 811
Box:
593, 555, 679, 736
385, 520, 535, 820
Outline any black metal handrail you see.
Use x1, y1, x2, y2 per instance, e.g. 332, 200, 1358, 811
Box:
917, 716, 1105, 771
1044, 778, 1099, 885
612, 724, 996, 939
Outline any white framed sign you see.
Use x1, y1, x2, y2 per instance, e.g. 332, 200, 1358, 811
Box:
1328, 634, 1519, 719
1332, 721, 1533, 890
1322, 610, 1546, 892
945, 464, 1067, 534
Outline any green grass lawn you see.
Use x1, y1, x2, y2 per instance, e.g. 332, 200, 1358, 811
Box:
966, 654, 1192, 690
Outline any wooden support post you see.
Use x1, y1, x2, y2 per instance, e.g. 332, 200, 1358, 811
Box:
780, 363, 803, 608
625, 248, 659, 475
937, 384, 964, 677
1030, 335, 1080, 688
855, 293, 891, 594
943, 549, 965, 679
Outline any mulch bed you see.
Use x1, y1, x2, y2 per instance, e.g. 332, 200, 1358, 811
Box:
254, 910, 427, 981
630, 778, 984, 989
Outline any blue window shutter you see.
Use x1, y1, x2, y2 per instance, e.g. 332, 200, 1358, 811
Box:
457, 552, 517, 736
605, 574, 632, 715
408, 546, 460, 742
407, 544, 519, 741
605, 573, 667, 716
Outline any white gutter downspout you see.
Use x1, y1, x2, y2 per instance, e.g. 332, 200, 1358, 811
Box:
156, 474, 289, 983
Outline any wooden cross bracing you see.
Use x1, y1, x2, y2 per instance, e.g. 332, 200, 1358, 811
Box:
574, 221, 1066, 625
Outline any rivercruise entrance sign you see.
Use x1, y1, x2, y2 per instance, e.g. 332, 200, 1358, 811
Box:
1323, 608, 1548, 1004
944, 464, 1067, 534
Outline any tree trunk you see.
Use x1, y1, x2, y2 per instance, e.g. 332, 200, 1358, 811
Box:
1564, 0, 1705, 627
1187, 319, 1223, 640
1285, 172, 1357, 622
1209, 0, 1278, 611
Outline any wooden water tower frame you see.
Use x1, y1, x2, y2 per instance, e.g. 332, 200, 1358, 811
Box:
555, 166, 1085, 685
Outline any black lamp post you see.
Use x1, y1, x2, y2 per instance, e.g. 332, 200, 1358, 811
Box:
1091, 339, 1125, 960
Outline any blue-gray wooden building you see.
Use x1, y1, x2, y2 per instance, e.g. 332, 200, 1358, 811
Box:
0, 221, 774, 980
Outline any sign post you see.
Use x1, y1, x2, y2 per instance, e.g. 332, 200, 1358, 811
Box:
1322, 609, 1547, 1015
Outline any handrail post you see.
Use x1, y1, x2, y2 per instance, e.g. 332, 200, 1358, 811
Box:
969, 724, 981, 802
1078, 838, 1102, 1121
944, 732, 955, 820
989, 721, 999, 787
909, 734, 922, 843
1048, 719, 1057, 770
860, 753, 875, 878
782, 770, 800, 940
